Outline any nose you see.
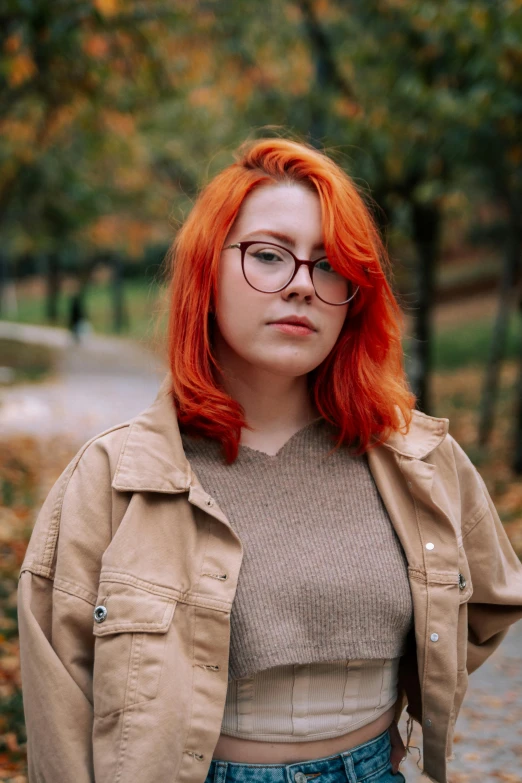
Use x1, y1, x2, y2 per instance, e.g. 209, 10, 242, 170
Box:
284, 263, 315, 298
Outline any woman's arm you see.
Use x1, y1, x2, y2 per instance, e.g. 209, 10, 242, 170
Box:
17, 427, 127, 782
451, 437, 522, 673
18, 570, 96, 782
462, 482, 522, 673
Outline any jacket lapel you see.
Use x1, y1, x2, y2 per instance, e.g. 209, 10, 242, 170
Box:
367, 408, 460, 574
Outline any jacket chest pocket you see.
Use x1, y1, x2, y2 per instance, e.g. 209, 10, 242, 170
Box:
92, 581, 177, 718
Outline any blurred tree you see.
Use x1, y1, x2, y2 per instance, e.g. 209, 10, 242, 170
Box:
446, 3, 522, 467
0, 0, 183, 323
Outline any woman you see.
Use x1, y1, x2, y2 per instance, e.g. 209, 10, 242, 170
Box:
18, 138, 522, 783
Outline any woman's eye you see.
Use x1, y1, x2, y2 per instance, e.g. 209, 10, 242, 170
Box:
253, 250, 284, 263
315, 259, 335, 273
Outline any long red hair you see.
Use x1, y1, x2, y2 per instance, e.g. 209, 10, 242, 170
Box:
164, 137, 415, 463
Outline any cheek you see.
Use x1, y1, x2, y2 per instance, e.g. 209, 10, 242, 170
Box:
215, 267, 264, 343
216, 260, 242, 317
322, 307, 348, 348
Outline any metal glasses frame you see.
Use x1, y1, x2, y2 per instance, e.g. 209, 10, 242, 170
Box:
223, 240, 359, 306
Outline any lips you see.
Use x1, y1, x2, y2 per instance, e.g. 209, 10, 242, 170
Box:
269, 317, 316, 331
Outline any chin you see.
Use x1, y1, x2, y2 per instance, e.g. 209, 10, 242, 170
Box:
258, 357, 319, 377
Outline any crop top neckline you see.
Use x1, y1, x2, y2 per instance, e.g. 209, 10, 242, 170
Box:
237, 415, 325, 459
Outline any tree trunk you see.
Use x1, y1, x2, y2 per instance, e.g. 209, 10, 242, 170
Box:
0, 252, 8, 317
298, 0, 357, 147
409, 201, 440, 414
478, 220, 521, 447
510, 216, 522, 473
514, 302, 522, 474
46, 252, 61, 324
112, 254, 128, 333
304, 6, 329, 146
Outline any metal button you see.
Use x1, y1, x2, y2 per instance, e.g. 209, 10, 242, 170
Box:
425, 718, 432, 727
430, 632, 439, 642
426, 542, 434, 550
458, 573, 467, 590
294, 774, 308, 783
94, 605, 107, 623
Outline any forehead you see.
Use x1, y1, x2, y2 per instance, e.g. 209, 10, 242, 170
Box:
234, 183, 322, 235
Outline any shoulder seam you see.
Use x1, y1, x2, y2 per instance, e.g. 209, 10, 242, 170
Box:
40, 421, 132, 573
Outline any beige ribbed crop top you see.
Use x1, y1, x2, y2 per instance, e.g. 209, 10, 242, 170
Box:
181, 416, 413, 742
221, 658, 400, 741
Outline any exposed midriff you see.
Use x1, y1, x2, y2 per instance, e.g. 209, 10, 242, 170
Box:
212, 705, 395, 764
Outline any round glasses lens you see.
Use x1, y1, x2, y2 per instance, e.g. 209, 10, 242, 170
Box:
242, 242, 355, 304
312, 259, 354, 305
243, 243, 295, 292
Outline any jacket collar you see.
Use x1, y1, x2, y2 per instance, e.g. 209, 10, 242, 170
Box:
112, 372, 449, 493
112, 373, 192, 494
378, 406, 449, 460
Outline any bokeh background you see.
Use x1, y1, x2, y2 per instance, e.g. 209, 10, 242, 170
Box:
1, 1, 522, 781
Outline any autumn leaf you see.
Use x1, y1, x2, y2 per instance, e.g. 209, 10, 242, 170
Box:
93, 0, 120, 17
8, 54, 37, 87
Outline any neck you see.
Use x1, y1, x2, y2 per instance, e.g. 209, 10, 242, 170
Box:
214, 348, 318, 439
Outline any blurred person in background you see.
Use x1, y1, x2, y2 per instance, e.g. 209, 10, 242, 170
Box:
68, 290, 90, 343
17, 137, 522, 783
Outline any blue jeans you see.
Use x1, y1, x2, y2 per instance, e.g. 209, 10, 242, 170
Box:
205, 729, 406, 783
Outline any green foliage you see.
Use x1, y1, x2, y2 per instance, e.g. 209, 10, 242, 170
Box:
433, 316, 520, 371
4, 278, 164, 339
0, 336, 58, 377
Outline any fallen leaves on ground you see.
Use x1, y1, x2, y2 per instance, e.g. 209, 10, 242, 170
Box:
0, 435, 78, 779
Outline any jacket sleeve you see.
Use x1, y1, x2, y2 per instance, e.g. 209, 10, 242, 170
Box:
451, 437, 522, 674
17, 430, 125, 782
18, 570, 96, 782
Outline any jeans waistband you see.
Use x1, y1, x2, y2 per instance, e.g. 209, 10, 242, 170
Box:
206, 729, 394, 783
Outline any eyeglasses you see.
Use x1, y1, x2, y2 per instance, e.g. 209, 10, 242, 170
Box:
223, 241, 359, 306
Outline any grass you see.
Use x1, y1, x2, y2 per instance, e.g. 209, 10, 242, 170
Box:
432, 317, 521, 371
0, 339, 60, 385
5, 279, 167, 343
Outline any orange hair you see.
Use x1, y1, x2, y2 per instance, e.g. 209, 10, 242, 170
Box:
164, 137, 415, 463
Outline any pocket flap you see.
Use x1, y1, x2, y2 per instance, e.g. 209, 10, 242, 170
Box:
93, 581, 176, 637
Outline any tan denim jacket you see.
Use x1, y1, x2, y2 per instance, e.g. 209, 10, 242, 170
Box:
17, 373, 522, 783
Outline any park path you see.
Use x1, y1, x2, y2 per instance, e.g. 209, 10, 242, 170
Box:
0, 321, 166, 439
1, 318, 521, 782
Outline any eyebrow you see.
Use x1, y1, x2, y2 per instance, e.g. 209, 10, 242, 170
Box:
242, 229, 325, 252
